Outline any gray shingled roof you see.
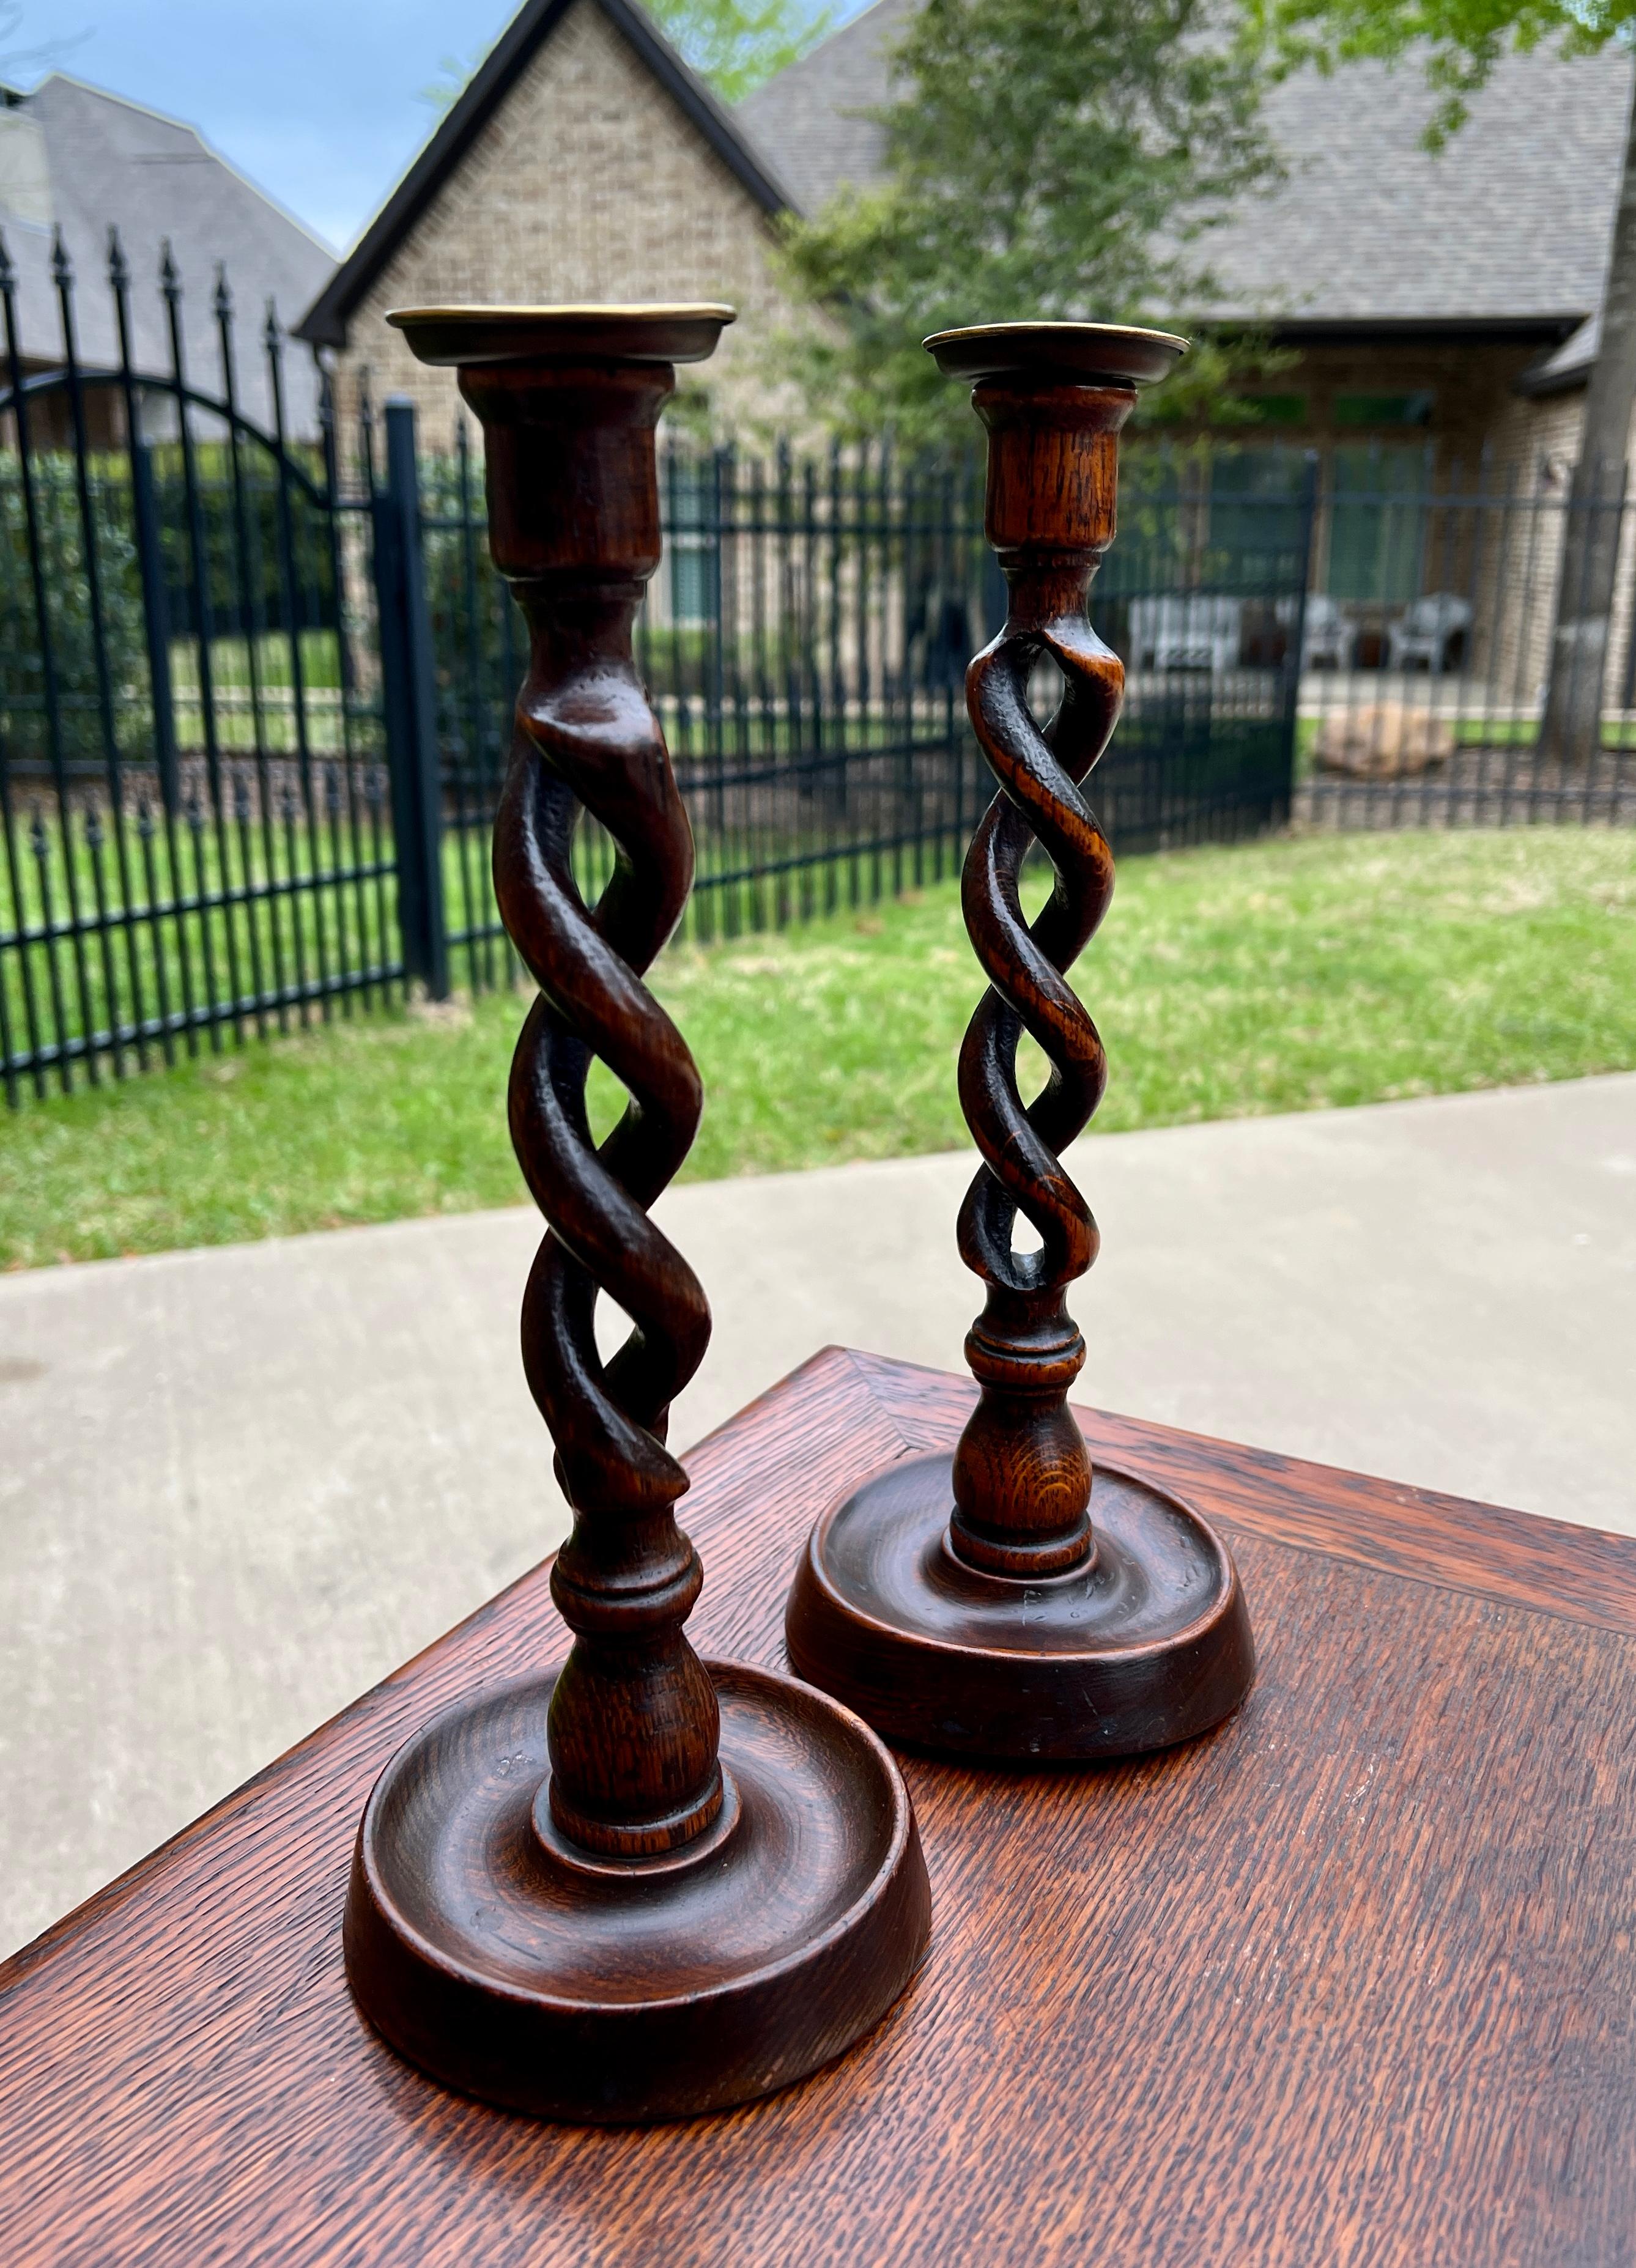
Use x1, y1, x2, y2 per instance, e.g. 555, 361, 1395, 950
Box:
738, 22, 1629, 336
1, 76, 336, 433
737, 0, 915, 218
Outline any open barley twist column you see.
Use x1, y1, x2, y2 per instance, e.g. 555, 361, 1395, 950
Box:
949, 361, 1126, 1576
787, 323, 1255, 1762
481, 335, 721, 1858
342, 308, 928, 2124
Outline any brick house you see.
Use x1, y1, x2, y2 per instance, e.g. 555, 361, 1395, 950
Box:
741, 1, 1625, 476
297, 0, 809, 443
738, 2, 1635, 692
303, 0, 1627, 481
298, 0, 1635, 699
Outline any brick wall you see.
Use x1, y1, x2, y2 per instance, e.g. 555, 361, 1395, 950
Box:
331, 0, 811, 451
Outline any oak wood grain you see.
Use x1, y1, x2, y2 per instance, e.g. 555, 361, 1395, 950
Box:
848, 1347, 1636, 1637
4, 1346, 1634, 2266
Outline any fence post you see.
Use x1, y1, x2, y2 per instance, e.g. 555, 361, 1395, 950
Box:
1277, 451, 1321, 821
374, 396, 449, 999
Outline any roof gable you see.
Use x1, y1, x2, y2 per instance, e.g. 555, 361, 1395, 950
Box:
737, 0, 912, 216
297, 0, 793, 348
2, 73, 336, 430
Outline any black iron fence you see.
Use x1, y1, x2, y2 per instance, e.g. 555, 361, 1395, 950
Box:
1, 240, 1314, 1096
17, 243, 1630, 1102
1290, 445, 1636, 829
0, 234, 401, 1104
413, 430, 1311, 985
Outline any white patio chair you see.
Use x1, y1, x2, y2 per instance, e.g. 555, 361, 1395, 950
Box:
1299, 594, 1357, 671
1128, 594, 1244, 673
1386, 593, 1472, 674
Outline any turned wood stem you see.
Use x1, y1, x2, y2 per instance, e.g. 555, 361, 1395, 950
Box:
457, 338, 722, 1858
930, 330, 1182, 1579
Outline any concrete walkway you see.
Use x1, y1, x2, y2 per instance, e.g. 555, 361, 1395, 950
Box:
2, 1073, 1632, 1957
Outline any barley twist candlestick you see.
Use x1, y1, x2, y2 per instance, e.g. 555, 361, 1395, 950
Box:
787, 323, 1254, 1760
344, 307, 928, 2121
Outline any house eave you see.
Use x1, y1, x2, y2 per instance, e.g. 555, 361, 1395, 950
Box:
1259, 314, 1588, 350
1514, 353, 1591, 399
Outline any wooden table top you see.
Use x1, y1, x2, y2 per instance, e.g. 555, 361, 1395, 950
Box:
4, 1347, 1633, 2266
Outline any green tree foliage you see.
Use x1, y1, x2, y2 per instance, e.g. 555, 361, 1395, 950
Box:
1249, 0, 1634, 142
418, 48, 494, 116
420, 0, 829, 114
648, 0, 833, 100
0, 455, 147, 770
778, 0, 1281, 444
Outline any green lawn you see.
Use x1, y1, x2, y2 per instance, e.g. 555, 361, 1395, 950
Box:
3, 825, 1633, 1270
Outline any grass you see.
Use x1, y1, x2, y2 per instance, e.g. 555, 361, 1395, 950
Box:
168, 630, 349, 755
1, 793, 958, 1066
2, 825, 1633, 1270
2, 802, 400, 1071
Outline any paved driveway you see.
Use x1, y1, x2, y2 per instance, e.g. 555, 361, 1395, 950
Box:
2, 1073, 1632, 1956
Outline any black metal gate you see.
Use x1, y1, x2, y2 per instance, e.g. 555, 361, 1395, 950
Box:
0, 234, 407, 1101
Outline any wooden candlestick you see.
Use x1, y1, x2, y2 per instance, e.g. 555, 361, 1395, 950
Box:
344, 306, 929, 2121
787, 323, 1254, 1760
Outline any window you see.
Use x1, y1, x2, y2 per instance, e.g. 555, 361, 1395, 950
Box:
670, 542, 718, 628
1325, 446, 1429, 602
665, 461, 719, 629
1208, 449, 1311, 577
1332, 391, 1434, 429
1236, 393, 1308, 427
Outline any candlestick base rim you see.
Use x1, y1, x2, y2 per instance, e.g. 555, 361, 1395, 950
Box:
787, 1450, 1254, 1760
344, 1660, 930, 2122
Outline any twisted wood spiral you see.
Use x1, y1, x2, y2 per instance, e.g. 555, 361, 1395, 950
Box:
467, 349, 722, 1858
941, 358, 1150, 1578
782, 325, 1253, 1768
952, 544, 1120, 1573
347, 310, 933, 2120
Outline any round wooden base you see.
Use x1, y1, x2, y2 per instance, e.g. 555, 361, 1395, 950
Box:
344, 1661, 931, 2124
786, 1451, 1254, 1760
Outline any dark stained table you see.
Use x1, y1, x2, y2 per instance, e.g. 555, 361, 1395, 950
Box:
3, 1347, 1633, 2266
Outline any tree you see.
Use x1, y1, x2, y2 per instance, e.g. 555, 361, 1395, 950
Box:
1253, 0, 1636, 765
778, 0, 1281, 447
647, 0, 832, 101
420, 0, 829, 115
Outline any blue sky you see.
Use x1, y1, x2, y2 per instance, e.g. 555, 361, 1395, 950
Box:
14, 1, 525, 253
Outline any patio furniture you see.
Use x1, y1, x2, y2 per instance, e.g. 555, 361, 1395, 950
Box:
1300, 593, 1358, 670
3, 1348, 1631, 2264
1386, 591, 1473, 673
1129, 591, 1245, 672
